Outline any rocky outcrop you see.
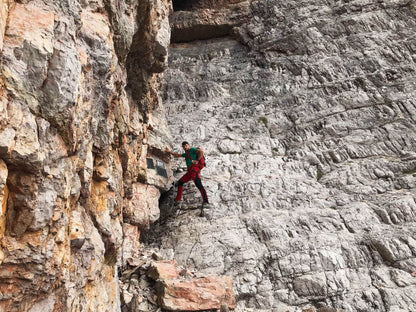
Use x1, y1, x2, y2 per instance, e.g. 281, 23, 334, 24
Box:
170, 0, 250, 43
158, 275, 235, 311
119, 253, 236, 312
0, 0, 172, 310
147, 0, 416, 311
149, 260, 235, 311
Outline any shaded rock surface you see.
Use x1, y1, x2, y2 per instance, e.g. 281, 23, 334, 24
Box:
145, 0, 416, 311
170, 0, 250, 43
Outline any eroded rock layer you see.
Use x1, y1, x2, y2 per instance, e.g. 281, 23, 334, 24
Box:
149, 0, 416, 311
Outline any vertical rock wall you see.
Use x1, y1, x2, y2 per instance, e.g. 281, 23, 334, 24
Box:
0, 0, 171, 311
151, 0, 416, 311
1, 0, 416, 311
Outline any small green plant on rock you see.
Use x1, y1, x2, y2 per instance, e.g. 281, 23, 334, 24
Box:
317, 167, 324, 181
258, 116, 268, 128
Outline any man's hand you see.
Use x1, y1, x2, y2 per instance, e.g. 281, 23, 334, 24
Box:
192, 160, 198, 164
166, 146, 181, 158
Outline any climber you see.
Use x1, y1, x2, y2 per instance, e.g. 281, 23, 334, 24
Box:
166, 142, 210, 208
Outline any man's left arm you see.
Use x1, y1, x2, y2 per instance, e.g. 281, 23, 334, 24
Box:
196, 148, 204, 161
191, 148, 204, 164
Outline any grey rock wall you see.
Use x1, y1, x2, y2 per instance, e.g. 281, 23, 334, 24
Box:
147, 0, 416, 311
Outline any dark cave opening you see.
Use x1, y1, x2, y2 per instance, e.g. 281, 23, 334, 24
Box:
172, 0, 220, 11
170, 0, 232, 42
172, 0, 190, 11
173, 0, 205, 11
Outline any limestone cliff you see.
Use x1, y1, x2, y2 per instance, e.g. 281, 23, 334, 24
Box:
147, 0, 416, 311
0, 0, 416, 311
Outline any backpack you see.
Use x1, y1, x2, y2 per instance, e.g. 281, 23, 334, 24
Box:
196, 147, 207, 167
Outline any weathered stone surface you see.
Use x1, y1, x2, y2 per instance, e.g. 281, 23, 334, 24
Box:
148, 260, 179, 280
70, 209, 86, 249
126, 0, 171, 105
158, 275, 235, 311
170, 0, 250, 43
121, 223, 141, 266
124, 183, 160, 229
0, 0, 9, 52
0, 0, 171, 310
146, 0, 416, 311
145, 259, 236, 311
0, 160, 7, 264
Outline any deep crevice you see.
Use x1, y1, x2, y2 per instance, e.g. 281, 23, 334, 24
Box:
172, 0, 192, 11
170, 24, 233, 43
172, 0, 216, 12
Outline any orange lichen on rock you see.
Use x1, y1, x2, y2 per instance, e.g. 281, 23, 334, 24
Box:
91, 180, 109, 213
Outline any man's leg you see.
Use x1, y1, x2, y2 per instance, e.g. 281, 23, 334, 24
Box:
175, 171, 192, 202
194, 173, 209, 203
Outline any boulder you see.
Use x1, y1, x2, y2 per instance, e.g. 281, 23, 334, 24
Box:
148, 260, 235, 311
158, 275, 235, 311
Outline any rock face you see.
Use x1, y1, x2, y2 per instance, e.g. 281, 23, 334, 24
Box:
149, 260, 235, 311
1, 0, 416, 311
146, 0, 416, 311
0, 0, 172, 311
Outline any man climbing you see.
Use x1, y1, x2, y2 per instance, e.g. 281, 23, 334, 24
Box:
166, 142, 210, 208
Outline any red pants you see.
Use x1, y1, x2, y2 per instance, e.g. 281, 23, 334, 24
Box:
175, 159, 208, 203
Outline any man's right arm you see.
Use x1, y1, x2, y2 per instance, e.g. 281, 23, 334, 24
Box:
166, 147, 182, 158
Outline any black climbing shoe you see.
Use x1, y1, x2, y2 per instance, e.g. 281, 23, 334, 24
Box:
201, 202, 211, 209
